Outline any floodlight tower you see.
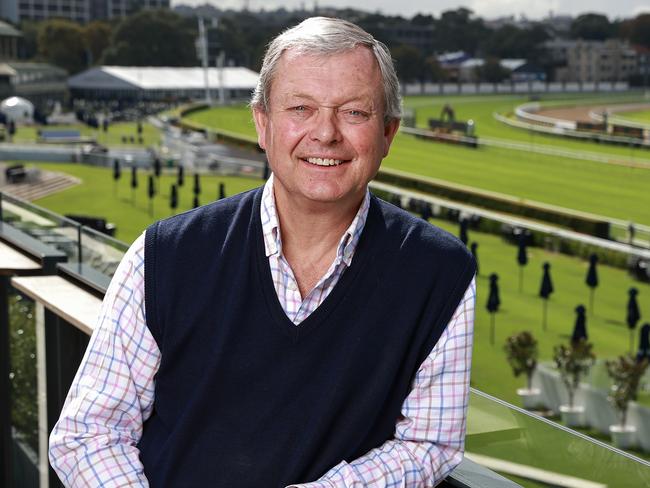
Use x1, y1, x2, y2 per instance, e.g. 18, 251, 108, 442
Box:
198, 17, 211, 104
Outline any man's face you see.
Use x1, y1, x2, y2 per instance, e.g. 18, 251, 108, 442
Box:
253, 46, 400, 211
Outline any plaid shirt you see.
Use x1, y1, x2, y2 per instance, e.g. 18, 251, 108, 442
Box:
50, 177, 476, 487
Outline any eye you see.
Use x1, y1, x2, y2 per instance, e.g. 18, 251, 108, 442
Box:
340, 108, 370, 123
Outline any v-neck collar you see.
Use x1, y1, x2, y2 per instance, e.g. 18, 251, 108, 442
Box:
253, 188, 382, 342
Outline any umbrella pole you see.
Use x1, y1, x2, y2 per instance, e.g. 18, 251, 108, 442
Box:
630, 330, 634, 356
490, 313, 495, 346
542, 300, 547, 331
589, 288, 595, 316
519, 266, 523, 292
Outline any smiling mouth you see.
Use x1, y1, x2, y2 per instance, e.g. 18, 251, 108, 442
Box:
304, 157, 347, 167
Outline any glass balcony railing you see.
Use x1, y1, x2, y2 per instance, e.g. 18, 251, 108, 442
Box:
2, 191, 650, 488
0, 192, 128, 282
467, 389, 650, 487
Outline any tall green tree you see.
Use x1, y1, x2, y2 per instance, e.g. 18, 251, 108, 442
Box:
391, 44, 424, 83
84, 21, 112, 66
570, 13, 613, 41
37, 19, 86, 74
434, 8, 489, 55
483, 24, 549, 60
101, 9, 198, 66
622, 14, 650, 48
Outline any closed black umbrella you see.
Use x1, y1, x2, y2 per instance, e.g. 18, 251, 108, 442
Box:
571, 305, 588, 345
470, 242, 479, 276
130, 166, 138, 205
112, 159, 121, 196
219, 182, 226, 200
585, 254, 599, 315
517, 231, 528, 292
459, 218, 469, 246
193, 173, 201, 196
170, 184, 178, 214
147, 175, 155, 217
177, 165, 185, 187
627, 287, 641, 354
154, 158, 162, 179
637, 323, 650, 362
539, 262, 554, 331
487, 273, 500, 345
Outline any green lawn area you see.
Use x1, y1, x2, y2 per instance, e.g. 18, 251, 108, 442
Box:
13, 121, 161, 147
22, 162, 650, 411
617, 109, 650, 124
28, 162, 263, 243
183, 96, 650, 225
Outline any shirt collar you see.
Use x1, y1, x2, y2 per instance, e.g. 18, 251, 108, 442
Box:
260, 174, 370, 267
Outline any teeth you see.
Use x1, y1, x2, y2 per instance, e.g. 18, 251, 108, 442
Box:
306, 157, 342, 166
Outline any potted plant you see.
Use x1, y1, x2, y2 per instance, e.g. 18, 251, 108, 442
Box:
605, 355, 649, 449
553, 338, 595, 427
504, 331, 540, 409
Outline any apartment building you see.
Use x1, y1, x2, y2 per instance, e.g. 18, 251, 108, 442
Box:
0, 0, 169, 24
562, 39, 638, 83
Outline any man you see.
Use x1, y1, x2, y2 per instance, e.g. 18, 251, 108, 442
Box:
49, 17, 476, 487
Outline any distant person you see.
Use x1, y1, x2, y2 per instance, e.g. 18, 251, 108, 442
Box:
49, 17, 476, 487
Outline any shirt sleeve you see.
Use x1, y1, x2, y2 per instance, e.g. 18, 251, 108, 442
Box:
49, 232, 160, 487
288, 277, 476, 488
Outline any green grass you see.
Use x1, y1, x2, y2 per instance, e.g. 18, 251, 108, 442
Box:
13, 122, 161, 147
617, 109, 650, 124
27, 163, 263, 243
183, 96, 650, 225
20, 162, 650, 410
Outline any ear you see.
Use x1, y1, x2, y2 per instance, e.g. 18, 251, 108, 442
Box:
382, 118, 400, 157
252, 107, 268, 151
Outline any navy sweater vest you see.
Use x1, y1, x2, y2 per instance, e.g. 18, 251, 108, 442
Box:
140, 187, 476, 487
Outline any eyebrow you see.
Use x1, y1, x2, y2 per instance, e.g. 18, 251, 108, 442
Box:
284, 93, 375, 108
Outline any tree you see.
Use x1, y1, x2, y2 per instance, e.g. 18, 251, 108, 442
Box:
37, 19, 86, 74
606, 355, 649, 427
101, 9, 198, 66
391, 44, 424, 83
623, 14, 650, 48
434, 8, 489, 55
18, 20, 39, 59
553, 339, 595, 408
84, 21, 112, 66
570, 13, 613, 41
504, 331, 538, 390
482, 24, 549, 60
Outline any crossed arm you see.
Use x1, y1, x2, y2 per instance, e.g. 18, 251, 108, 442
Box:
49, 233, 476, 487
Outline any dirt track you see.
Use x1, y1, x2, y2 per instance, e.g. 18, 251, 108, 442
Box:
536, 105, 605, 123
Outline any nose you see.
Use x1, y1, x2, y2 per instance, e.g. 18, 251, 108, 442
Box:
309, 107, 342, 144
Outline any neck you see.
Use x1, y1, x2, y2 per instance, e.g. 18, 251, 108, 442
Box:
274, 189, 363, 252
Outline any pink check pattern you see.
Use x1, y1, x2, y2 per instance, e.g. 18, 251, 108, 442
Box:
49, 177, 476, 488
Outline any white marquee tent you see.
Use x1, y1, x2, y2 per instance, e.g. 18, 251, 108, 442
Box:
68, 66, 259, 101
0, 96, 34, 123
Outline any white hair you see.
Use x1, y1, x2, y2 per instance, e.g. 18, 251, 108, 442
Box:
251, 17, 402, 123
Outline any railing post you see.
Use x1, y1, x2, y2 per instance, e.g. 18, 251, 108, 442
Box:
0, 275, 13, 488
76, 224, 83, 266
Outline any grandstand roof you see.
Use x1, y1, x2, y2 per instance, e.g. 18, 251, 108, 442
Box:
68, 66, 259, 91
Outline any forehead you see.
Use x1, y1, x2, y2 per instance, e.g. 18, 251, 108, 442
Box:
269, 47, 383, 105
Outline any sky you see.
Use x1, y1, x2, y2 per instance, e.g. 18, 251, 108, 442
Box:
171, 0, 650, 20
